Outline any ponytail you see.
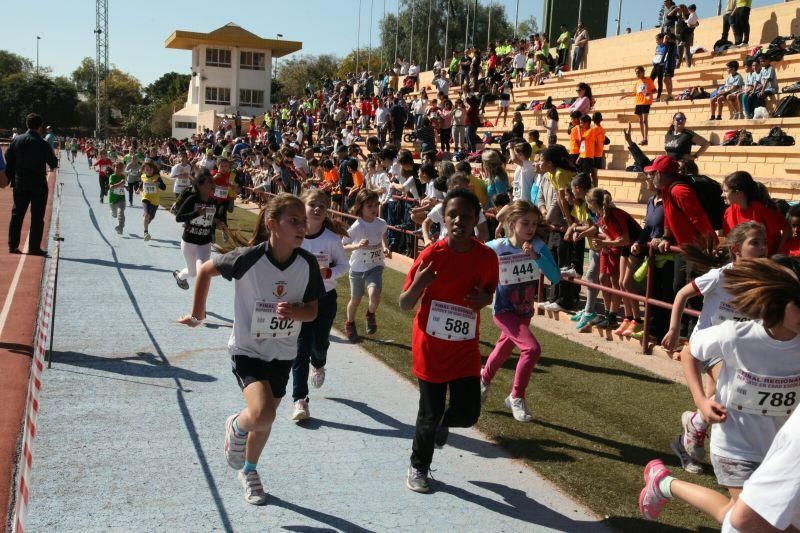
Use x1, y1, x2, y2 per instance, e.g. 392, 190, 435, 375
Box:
723, 257, 800, 328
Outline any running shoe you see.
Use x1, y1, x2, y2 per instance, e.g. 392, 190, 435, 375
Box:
434, 424, 449, 449
575, 312, 597, 330
345, 321, 358, 342
238, 470, 267, 505
224, 414, 247, 470
115, 225, 123, 235
680, 410, 707, 462
505, 395, 533, 422
639, 459, 671, 520
173, 270, 189, 290
595, 314, 619, 330
143, 231, 151, 242
589, 312, 608, 327
570, 310, 585, 322
613, 319, 632, 336
479, 375, 491, 405
406, 465, 430, 493
670, 435, 703, 474
310, 366, 326, 389
292, 399, 310, 421
366, 312, 377, 334
547, 302, 570, 313
624, 321, 643, 338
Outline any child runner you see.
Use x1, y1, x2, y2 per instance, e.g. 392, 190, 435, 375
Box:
140, 159, 166, 242
172, 170, 218, 290
125, 156, 142, 205
178, 193, 324, 506
93, 150, 113, 204
291, 189, 350, 421
170, 151, 193, 212
107, 161, 127, 235
481, 200, 545, 422
662, 222, 768, 474
640, 256, 800, 521
342, 189, 391, 342
399, 188, 499, 493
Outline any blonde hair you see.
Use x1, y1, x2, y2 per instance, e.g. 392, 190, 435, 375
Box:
723, 257, 800, 328
586, 187, 613, 211
481, 149, 508, 184
504, 200, 541, 237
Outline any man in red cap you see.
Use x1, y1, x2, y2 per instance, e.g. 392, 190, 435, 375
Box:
644, 155, 716, 252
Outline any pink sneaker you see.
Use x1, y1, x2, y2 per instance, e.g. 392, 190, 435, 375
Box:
639, 459, 671, 520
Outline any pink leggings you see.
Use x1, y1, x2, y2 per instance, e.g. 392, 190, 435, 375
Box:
482, 312, 542, 398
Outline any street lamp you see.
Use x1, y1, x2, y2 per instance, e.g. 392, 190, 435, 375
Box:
36, 36, 41, 74
274, 33, 283, 79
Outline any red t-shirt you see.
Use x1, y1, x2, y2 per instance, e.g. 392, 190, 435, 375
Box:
601, 207, 635, 242
94, 157, 113, 177
360, 102, 373, 117
663, 182, 717, 247
780, 236, 800, 257
403, 238, 499, 383
723, 201, 786, 255
211, 170, 232, 203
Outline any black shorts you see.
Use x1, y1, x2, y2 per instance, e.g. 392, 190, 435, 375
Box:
231, 355, 293, 397
634, 105, 651, 116
142, 199, 158, 218
593, 157, 604, 170
578, 158, 595, 173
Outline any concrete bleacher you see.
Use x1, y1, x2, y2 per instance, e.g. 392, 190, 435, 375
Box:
403, 1, 800, 221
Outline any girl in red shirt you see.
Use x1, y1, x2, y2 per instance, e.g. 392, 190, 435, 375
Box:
399, 189, 499, 493
722, 171, 790, 255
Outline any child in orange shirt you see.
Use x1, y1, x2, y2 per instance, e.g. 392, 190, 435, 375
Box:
620, 66, 656, 146
589, 112, 606, 188
568, 110, 582, 165
576, 115, 594, 177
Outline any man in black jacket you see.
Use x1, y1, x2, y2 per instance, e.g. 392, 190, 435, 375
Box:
4, 113, 58, 255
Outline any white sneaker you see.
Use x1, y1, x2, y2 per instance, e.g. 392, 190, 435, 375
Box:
310, 366, 326, 389
292, 399, 310, 421
224, 414, 247, 470
547, 302, 570, 313
480, 376, 491, 405
238, 470, 267, 505
505, 395, 533, 422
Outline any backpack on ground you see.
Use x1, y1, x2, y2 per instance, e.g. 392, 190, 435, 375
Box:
668, 175, 725, 230
722, 129, 753, 146
713, 38, 733, 54
771, 95, 800, 118
782, 81, 800, 93
757, 126, 795, 146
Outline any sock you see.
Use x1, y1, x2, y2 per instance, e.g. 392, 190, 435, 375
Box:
243, 460, 258, 473
692, 410, 708, 430
658, 475, 674, 498
608, 311, 617, 320
626, 316, 634, 322
366, 311, 375, 317
233, 418, 247, 437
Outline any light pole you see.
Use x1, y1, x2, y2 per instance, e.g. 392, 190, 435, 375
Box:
36, 36, 41, 74
274, 33, 283, 79
616, 0, 623, 35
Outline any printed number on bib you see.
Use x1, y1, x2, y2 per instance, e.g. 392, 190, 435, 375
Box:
315, 252, 331, 269
499, 253, 539, 285
712, 301, 749, 326
727, 369, 800, 416
143, 183, 157, 195
426, 300, 477, 341
175, 178, 190, 190
361, 244, 383, 268
251, 301, 298, 339
214, 185, 229, 198
653, 53, 664, 64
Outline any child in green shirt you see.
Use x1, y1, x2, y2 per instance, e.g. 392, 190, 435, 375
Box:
108, 161, 127, 235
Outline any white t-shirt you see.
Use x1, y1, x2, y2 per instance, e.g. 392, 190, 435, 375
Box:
513, 53, 526, 69
408, 64, 420, 76
691, 263, 750, 337
370, 171, 391, 203
513, 161, 536, 203
721, 409, 800, 533
301, 227, 349, 293
686, 11, 699, 29
293, 155, 310, 176
424, 181, 444, 201
400, 176, 421, 200
427, 202, 486, 240
375, 106, 389, 127
343, 218, 389, 272
690, 321, 800, 462
170, 163, 192, 194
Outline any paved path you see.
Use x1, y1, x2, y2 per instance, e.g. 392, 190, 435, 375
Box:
27, 156, 605, 532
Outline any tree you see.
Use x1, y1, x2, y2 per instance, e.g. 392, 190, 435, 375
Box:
275, 54, 340, 99
336, 49, 382, 79
106, 69, 143, 115
0, 73, 78, 129
0, 51, 33, 78
378, 0, 514, 72
517, 15, 539, 38
144, 72, 191, 104
71, 57, 98, 97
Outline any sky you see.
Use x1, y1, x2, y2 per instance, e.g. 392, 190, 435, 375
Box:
1, 0, 780, 86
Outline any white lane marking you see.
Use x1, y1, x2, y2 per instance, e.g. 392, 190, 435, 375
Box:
0, 229, 32, 338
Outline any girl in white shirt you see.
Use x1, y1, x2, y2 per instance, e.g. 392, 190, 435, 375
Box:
179, 194, 324, 506
291, 190, 350, 421
342, 189, 392, 341
640, 256, 800, 522
663, 222, 767, 474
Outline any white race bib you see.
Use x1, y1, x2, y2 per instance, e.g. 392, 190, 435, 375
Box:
653, 53, 664, 64
175, 177, 190, 191
112, 182, 126, 193
142, 183, 157, 195
250, 301, 299, 339
314, 252, 331, 269
637, 83, 647, 94
425, 300, 477, 341
579, 141, 587, 154
712, 301, 749, 326
727, 369, 800, 417
359, 244, 384, 268
499, 253, 539, 286
214, 185, 229, 198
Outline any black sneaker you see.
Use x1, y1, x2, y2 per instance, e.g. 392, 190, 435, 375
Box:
345, 321, 358, 342
365, 313, 377, 334
589, 313, 608, 327
173, 270, 189, 290
434, 424, 449, 449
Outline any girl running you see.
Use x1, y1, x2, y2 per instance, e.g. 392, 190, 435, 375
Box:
172, 170, 218, 290
662, 222, 768, 474
140, 159, 166, 242
481, 200, 545, 422
291, 190, 350, 421
399, 188, 499, 493
342, 189, 391, 342
640, 256, 800, 521
178, 193, 324, 505
125, 156, 142, 205
107, 161, 127, 235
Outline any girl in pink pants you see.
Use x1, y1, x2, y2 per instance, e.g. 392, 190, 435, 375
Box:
482, 200, 545, 422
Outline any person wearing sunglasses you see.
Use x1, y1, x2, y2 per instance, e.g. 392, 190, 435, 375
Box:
664, 113, 710, 162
